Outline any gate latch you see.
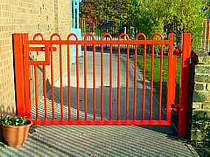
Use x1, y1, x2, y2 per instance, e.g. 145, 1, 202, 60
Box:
28, 45, 57, 65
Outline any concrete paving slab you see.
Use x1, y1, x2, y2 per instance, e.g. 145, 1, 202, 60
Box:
0, 125, 198, 157
0, 51, 199, 157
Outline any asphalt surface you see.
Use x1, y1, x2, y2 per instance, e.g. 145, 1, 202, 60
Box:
50, 51, 160, 120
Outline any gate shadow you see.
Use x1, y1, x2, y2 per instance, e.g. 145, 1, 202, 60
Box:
42, 81, 175, 135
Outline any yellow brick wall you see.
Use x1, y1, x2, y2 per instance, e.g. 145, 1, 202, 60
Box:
0, 0, 72, 114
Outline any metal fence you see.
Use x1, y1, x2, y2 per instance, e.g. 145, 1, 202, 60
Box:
13, 32, 191, 137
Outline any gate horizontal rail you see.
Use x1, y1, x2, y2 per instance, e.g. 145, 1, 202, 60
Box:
33, 120, 170, 125
26, 40, 171, 45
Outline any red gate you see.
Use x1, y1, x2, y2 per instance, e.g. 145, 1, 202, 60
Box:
13, 32, 191, 137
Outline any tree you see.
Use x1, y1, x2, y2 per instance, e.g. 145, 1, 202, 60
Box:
80, 0, 207, 49
80, 0, 134, 33
131, 0, 206, 49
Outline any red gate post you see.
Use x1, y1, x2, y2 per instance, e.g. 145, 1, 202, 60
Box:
13, 33, 29, 117
167, 33, 176, 123
178, 33, 191, 137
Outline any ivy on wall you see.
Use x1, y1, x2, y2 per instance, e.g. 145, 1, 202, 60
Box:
191, 111, 210, 157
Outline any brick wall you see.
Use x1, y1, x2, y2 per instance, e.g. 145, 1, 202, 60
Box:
191, 56, 210, 155
0, 0, 72, 114
193, 56, 210, 116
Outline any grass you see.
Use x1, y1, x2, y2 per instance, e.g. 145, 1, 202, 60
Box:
137, 54, 181, 108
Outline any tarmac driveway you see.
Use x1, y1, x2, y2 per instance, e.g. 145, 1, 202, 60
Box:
50, 51, 160, 120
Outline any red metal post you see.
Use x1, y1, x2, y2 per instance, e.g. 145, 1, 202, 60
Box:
23, 35, 31, 119
110, 45, 113, 120
93, 44, 96, 120
101, 45, 104, 120
67, 44, 71, 120
142, 44, 147, 120
76, 44, 80, 120
150, 44, 155, 120
51, 46, 55, 120
126, 45, 130, 120
133, 45, 137, 120
59, 45, 64, 120
84, 45, 88, 120
178, 33, 191, 137
13, 34, 27, 116
34, 65, 39, 120
166, 33, 175, 123
117, 45, 121, 120
43, 66, 47, 119
158, 45, 163, 120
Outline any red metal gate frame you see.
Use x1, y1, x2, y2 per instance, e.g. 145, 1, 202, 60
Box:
13, 33, 191, 137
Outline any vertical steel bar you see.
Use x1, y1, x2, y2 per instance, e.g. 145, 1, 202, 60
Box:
28, 70, 32, 118
59, 44, 64, 120
51, 46, 55, 120
76, 44, 80, 120
84, 44, 88, 120
178, 33, 191, 137
93, 44, 96, 120
142, 44, 147, 120
101, 44, 104, 120
110, 44, 113, 120
133, 45, 137, 120
117, 44, 121, 120
34, 65, 38, 120
23, 34, 31, 119
43, 65, 47, 119
158, 45, 163, 120
150, 44, 155, 120
67, 44, 71, 120
166, 33, 175, 124
126, 45, 130, 120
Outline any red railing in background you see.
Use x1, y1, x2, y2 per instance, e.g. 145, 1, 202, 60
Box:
197, 19, 210, 55
13, 32, 191, 137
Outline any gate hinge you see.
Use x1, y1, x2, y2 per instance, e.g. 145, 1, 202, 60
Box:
173, 48, 182, 55
171, 104, 180, 112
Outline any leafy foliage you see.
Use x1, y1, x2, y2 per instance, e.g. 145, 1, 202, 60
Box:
191, 111, 210, 157
80, 0, 134, 32
80, 0, 207, 48
132, 0, 206, 39
0, 115, 30, 126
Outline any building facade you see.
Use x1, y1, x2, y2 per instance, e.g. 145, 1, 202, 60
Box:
0, 0, 72, 114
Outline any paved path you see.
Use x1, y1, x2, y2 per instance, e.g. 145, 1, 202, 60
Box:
48, 51, 160, 120
0, 51, 199, 157
0, 125, 198, 157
